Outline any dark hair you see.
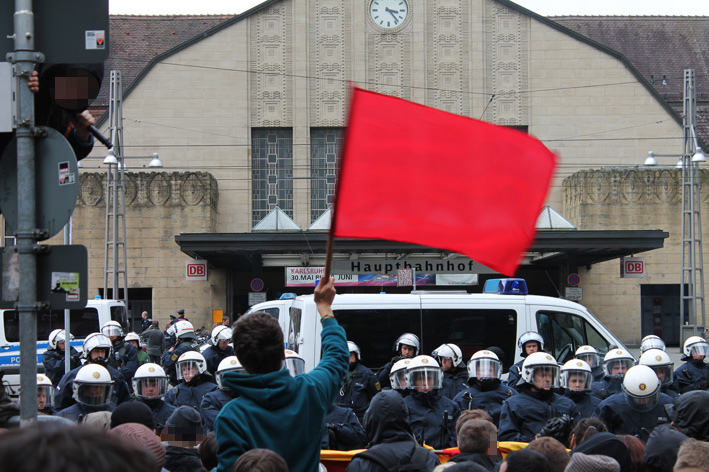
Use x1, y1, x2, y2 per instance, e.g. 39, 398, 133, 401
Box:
0, 422, 154, 472
233, 313, 284, 374
504, 449, 552, 472
458, 419, 497, 454
527, 437, 570, 472
232, 448, 288, 472
456, 409, 494, 438
199, 432, 218, 471
110, 400, 156, 430
617, 435, 646, 472
569, 417, 607, 448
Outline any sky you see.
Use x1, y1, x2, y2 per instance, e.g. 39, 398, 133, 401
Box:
109, 0, 709, 17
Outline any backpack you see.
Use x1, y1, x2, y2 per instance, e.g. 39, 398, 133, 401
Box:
353, 444, 432, 472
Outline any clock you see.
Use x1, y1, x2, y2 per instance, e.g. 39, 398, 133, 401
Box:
369, 0, 409, 30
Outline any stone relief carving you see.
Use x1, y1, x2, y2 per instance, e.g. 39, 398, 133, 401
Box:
79, 173, 103, 207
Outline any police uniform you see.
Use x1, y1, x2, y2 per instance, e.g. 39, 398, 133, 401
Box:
56, 402, 115, 422
498, 388, 579, 443
200, 388, 237, 433
140, 397, 175, 435
565, 391, 601, 419
404, 390, 460, 449
164, 374, 218, 410
55, 363, 131, 410
505, 359, 524, 390
42, 347, 81, 387
161, 339, 199, 385
376, 357, 401, 390
598, 392, 674, 442
591, 375, 623, 400
321, 403, 366, 451
453, 380, 516, 426
107, 339, 140, 384
338, 362, 380, 421
202, 344, 235, 377
674, 359, 709, 393
440, 367, 469, 400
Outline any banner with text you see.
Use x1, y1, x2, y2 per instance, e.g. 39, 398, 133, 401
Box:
286, 267, 478, 287
332, 257, 496, 275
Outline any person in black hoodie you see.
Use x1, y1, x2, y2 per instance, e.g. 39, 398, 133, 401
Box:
665, 390, 709, 441
162, 406, 205, 472
642, 425, 689, 472
570, 432, 633, 472
346, 390, 440, 472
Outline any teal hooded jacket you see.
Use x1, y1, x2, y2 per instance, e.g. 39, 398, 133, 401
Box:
214, 317, 348, 472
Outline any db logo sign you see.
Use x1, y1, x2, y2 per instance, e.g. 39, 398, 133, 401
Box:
621, 257, 645, 278
186, 260, 207, 281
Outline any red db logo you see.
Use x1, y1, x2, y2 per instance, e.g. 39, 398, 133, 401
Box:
186, 261, 207, 280
625, 261, 644, 274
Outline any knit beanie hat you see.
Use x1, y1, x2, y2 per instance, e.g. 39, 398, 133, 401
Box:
110, 400, 156, 430
109, 422, 166, 472
565, 453, 620, 472
164, 405, 204, 436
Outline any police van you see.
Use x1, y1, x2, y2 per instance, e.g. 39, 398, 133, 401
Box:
246, 279, 629, 374
0, 297, 127, 393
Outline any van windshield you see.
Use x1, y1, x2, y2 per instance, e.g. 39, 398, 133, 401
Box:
3, 308, 100, 342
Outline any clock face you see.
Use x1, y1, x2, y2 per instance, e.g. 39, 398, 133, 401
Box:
369, 0, 409, 30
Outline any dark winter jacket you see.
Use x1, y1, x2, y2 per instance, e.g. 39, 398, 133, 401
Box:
200, 388, 237, 433
164, 444, 203, 472
321, 403, 367, 451
453, 380, 516, 426
404, 389, 460, 449
141, 327, 166, 357
142, 398, 176, 436
504, 359, 524, 390
591, 375, 623, 400
338, 362, 380, 421
597, 391, 673, 442
498, 386, 579, 443
564, 390, 600, 419
164, 374, 218, 410
674, 358, 709, 393
42, 347, 81, 386
56, 402, 114, 422
161, 339, 200, 385
441, 368, 469, 400
202, 344, 235, 377
570, 432, 633, 472
107, 339, 140, 384
345, 390, 440, 472
448, 452, 496, 471
642, 425, 688, 472
665, 390, 709, 440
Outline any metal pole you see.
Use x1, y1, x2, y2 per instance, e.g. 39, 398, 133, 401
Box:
63, 218, 71, 373
13, 0, 39, 423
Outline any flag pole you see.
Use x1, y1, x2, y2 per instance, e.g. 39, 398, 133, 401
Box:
323, 232, 335, 281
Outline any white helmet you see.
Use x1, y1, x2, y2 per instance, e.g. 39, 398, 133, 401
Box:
389, 358, 412, 390
82, 333, 113, 363
640, 335, 666, 354
48, 329, 74, 350
72, 364, 114, 407
575, 345, 600, 369
37, 374, 55, 409
176, 351, 207, 382
132, 363, 169, 399
467, 350, 502, 380
603, 349, 634, 378
560, 359, 593, 392
405, 355, 442, 391
216, 356, 245, 389
101, 320, 124, 339
285, 349, 305, 377
683, 336, 709, 358
125, 332, 141, 344
211, 326, 232, 345
174, 320, 196, 340
394, 333, 420, 355
518, 331, 545, 353
639, 349, 674, 386
521, 352, 560, 389
432, 343, 463, 367
347, 341, 361, 361
622, 365, 661, 412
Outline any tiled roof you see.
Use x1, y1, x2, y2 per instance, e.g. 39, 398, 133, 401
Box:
552, 16, 709, 144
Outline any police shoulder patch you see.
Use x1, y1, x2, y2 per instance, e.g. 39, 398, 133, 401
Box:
375, 381, 381, 391
171, 354, 178, 361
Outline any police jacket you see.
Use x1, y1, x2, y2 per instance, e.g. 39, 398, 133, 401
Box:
164, 374, 218, 410
142, 398, 175, 436
505, 359, 524, 390
338, 362, 380, 421
564, 390, 600, 419
55, 363, 131, 410
453, 380, 516, 426
201, 388, 237, 433
161, 338, 199, 385
42, 347, 81, 386
202, 344, 235, 377
674, 358, 709, 393
662, 385, 680, 399
375, 357, 400, 390
498, 386, 579, 443
598, 391, 674, 442
321, 403, 367, 451
404, 389, 460, 449
56, 402, 114, 422
346, 390, 440, 472
441, 367, 469, 400
591, 376, 623, 400
107, 339, 140, 383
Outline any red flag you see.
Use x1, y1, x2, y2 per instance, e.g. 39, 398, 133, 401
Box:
331, 88, 557, 276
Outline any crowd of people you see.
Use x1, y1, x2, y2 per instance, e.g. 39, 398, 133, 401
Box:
1, 282, 709, 472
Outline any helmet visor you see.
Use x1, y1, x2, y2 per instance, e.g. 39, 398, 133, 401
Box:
390, 368, 408, 390
641, 338, 665, 353
75, 383, 113, 406
530, 365, 560, 389
689, 342, 709, 357
650, 365, 674, 386
176, 360, 202, 382
576, 352, 600, 368
467, 358, 502, 380
406, 367, 443, 391
37, 385, 55, 409
101, 325, 122, 337
285, 357, 305, 377
217, 367, 245, 389
560, 370, 593, 391
604, 358, 634, 378
134, 377, 168, 399
623, 386, 660, 412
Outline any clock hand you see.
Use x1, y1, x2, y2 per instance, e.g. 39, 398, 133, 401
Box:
385, 7, 400, 21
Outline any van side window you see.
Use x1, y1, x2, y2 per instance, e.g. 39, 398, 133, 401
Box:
260, 308, 280, 320
3, 308, 100, 342
110, 306, 128, 332
536, 311, 610, 363
287, 307, 302, 353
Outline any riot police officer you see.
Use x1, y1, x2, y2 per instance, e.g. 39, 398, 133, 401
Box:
101, 321, 140, 384
575, 345, 603, 382
201, 356, 244, 433
376, 332, 419, 389
37, 374, 57, 415
337, 341, 380, 422
453, 349, 515, 426
639, 348, 680, 398
598, 365, 674, 442
640, 335, 666, 354
591, 348, 634, 400
674, 336, 709, 393
506, 331, 545, 390
433, 343, 468, 399
161, 320, 200, 385
42, 329, 81, 387
388, 358, 412, 397
202, 326, 234, 376
132, 363, 175, 435
164, 351, 218, 410
498, 352, 579, 442
560, 358, 600, 419
56, 364, 115, 422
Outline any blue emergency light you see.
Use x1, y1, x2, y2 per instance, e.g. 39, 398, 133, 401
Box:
280, 293, 296, 300
483, 278, 528, 295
